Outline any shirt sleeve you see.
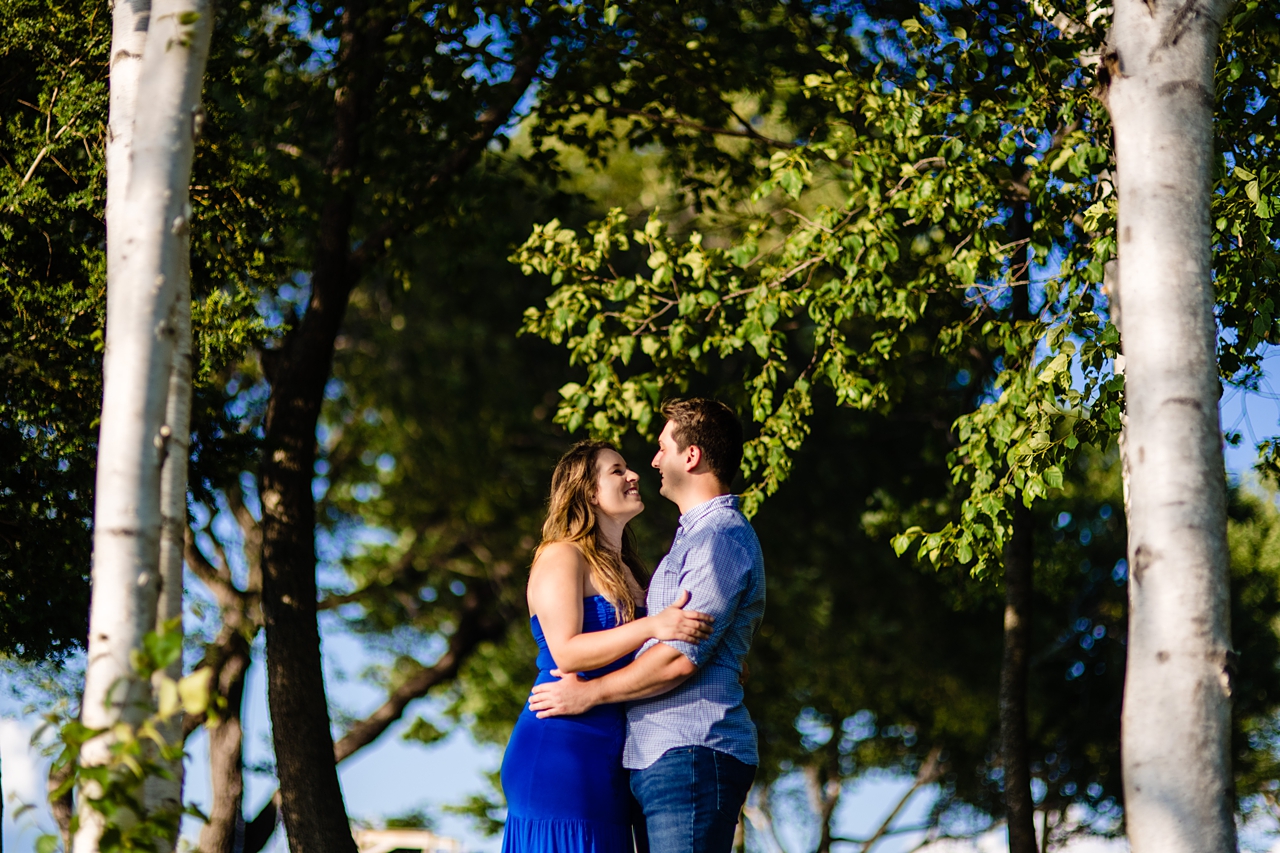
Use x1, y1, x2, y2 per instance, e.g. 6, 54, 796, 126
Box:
648, 533, 752, 667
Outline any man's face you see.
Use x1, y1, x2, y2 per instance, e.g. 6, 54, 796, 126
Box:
651, 420, 687, 500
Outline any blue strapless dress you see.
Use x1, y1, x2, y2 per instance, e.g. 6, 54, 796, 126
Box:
500, 595, 645, 853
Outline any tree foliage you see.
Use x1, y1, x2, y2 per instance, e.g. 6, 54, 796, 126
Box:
517, 0, 1280, 575
0, 0, 107, 660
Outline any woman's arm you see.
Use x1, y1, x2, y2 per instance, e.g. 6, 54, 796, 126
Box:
529, 543, 713, 673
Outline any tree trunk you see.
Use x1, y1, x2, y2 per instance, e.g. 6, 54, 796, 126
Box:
1000, 201, 1037, 853
804, 760, 841, 853
1000, 501, 1036, 853
240, 577, 509, 852
248, 10, 540, 849
1104, 2, 1237, 851
75, 0, 211, 848
244, 793, 282, 853
48, 760, 73, 853
146, 193, 194, 853
198, 634, 252, 853
256, 7, 373, 851
103, 0, 149, 285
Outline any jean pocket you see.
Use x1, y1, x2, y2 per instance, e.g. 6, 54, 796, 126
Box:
713, 752, 756, 819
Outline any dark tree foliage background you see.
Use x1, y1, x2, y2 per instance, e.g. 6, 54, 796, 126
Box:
1, 0, 105, 660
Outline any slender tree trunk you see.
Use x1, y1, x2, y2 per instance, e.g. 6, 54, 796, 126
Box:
804, 760, 840, 853
1000, 202, 1037, 853
1104, 2, 1237, 851
1000, 502, 1036, 853
198, 634, 251, 853
183, 522, 266, 852
256, 7, 374, 851
240, 576, 508, 852
743, 787, 789, 853
76, 0, 211, 849
247, 12, 539, 850
145, 188, 194, 853
48, 761, 73, 853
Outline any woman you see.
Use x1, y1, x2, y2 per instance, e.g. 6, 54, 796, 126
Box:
501, 441, 713, 853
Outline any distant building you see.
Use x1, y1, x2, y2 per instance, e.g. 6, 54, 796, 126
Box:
353, 827, 465, 853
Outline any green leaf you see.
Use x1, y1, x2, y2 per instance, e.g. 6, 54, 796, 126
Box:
778, 168, 804, 198
157, 676, 181, 719
1043, 465, 1064, 489
403, 717, 449, 745
891, 527, 924, 556
1049, 146, 1074, 173
178, 668, 213, 716
142, 621, 183, 672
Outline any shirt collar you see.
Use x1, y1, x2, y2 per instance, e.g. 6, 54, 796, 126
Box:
677, 494, 739, 532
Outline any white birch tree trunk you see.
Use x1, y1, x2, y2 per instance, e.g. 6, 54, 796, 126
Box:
144, 240, 193, 848
105, 0, 150, 281
1106, 2, 1237, 851
77, 0, 211, 848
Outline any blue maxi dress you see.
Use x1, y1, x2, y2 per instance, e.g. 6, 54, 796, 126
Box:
500, 595, 644, 853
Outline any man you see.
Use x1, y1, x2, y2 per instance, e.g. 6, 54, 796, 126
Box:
529, 397, 766, 853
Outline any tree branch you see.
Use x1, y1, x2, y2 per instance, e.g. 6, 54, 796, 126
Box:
185, 526, 241, 609
333, 580, 508, 760
841, 746, 945, 853
605, 106, 801, 151
316, 525, 428, 611
225, 480, 263, 592
242, 569, 514, 853
348, 37, 546, 275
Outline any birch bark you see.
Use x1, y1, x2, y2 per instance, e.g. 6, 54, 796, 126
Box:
144, 226, 194, 850
1104, 2, 1237, 850
77, 0, 211, 849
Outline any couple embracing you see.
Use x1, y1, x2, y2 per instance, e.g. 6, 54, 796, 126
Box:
500, 398, 766, 853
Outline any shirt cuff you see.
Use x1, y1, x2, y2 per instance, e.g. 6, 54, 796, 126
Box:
649, 638, 700, 667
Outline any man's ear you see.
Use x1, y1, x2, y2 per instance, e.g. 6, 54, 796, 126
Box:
685, 444, 704, 473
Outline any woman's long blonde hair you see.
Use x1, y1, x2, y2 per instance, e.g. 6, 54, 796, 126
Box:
535, 441, 647, 623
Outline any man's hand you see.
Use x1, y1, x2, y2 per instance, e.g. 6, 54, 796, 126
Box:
529, 670, 599, 718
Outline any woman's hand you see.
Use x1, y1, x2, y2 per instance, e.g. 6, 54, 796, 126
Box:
647, 590, 714, 643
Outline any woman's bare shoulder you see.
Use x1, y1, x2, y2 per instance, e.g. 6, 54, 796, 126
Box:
529, 541, 589, 589
532, 539, 586, 568
527, 541, 589, 617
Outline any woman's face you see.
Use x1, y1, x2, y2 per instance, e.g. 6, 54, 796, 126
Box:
592, 449, 644, 522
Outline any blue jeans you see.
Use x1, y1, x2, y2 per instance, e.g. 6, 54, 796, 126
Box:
630, 746, 756, 853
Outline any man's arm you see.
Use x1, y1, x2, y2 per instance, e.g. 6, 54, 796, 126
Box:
530, 528, 752, 718
528, 643, 696, 718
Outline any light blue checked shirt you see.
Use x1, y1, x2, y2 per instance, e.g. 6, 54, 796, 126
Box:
623, 494, 766, 770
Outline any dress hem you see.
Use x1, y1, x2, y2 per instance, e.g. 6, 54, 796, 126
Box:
501, 814, 633, 853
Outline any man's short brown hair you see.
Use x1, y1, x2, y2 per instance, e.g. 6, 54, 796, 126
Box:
660, 398, 743, 486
